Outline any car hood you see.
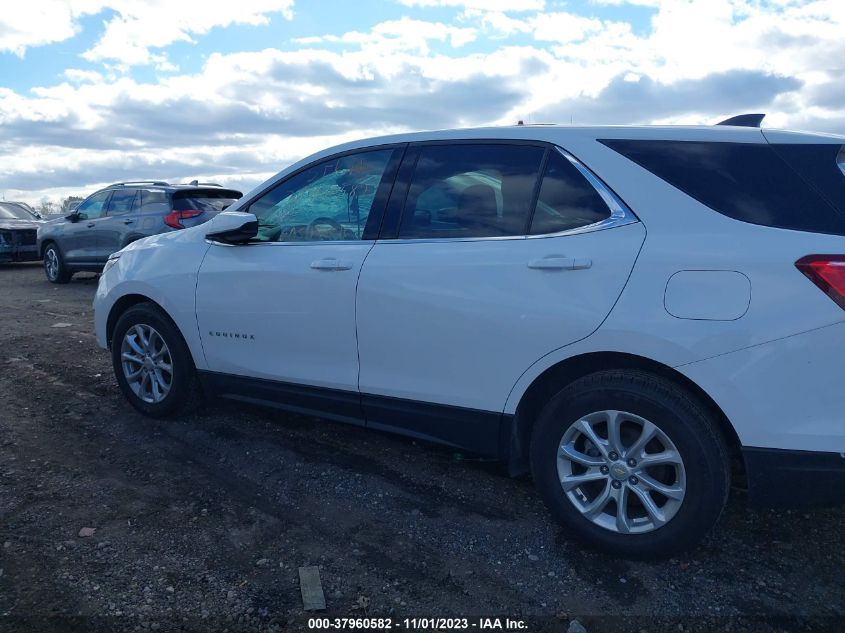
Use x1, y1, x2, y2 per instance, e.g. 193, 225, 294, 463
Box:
0, 219, 41, 231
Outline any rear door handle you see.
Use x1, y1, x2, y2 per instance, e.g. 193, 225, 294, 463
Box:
123, 219, 134, 225
310, 258, 353, 271
527, 256, 592, 270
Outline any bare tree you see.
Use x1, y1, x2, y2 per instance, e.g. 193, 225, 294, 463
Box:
62, 196, 84, 213
37, 197, 59, 215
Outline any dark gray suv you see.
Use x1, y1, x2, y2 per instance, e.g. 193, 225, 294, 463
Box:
37, 181, 242, 283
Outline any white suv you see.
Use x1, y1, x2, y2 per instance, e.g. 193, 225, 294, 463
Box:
94, 118, 845, 556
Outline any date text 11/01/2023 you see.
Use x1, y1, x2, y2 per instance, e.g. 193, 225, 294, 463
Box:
307, 617, 529, 630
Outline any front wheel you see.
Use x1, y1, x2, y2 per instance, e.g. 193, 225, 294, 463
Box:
111, 303, 200, 417
43, 243, 71, 283
530, 370, 730, 558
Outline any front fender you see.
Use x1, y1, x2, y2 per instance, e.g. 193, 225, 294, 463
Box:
94, 236, 211, 370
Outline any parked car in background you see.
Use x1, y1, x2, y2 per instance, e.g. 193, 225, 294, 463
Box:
38, 181, 242, 283
94, 119, 845, 557
5, 201, 42, 220
0, 201, 43, 263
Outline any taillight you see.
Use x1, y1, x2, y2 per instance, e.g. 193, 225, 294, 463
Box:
796, 255, 845, 311
164, 209, 202, 229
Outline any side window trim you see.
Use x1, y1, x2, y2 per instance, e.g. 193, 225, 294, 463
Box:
526, 147, 638, 239
379, 147, 419, 240
390, 140, 548, 242
378, 141, 638, 243
523, 147, 551, 234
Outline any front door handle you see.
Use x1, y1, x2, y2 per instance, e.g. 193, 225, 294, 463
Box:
86, 222, 96, 228
310, 258, 353, 271
527, 256, 592, 270
123, 219, 134, 225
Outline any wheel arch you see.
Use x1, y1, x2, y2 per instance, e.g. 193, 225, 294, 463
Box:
39, 238, 59, 258
506, 351, 743, 480
107, 294, 173, 348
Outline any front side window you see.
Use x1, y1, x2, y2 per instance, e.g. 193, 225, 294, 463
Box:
530, 150, 612, 235
398, 144, 545, 239
250, 149, 397, 242
106, 189, 137, 216
76, 191, 111, 220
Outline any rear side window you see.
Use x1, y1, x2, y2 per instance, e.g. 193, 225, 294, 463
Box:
140, 190, 168, 210
173, 189, 242, 213
399, 144, 545, 239
600, 139, 845, 235
530, 150, 612, 235
106, 189, 136, 215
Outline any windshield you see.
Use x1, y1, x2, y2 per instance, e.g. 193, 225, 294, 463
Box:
0, 203, 34, 220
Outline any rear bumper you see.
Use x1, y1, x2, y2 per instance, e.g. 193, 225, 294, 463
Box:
743, 447, 845, 507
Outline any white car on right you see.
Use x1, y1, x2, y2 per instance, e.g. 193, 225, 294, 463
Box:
94, 114, 845, 557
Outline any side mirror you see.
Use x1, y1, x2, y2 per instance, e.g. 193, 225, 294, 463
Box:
205, 211, 258, 245
65, 212, 79, 222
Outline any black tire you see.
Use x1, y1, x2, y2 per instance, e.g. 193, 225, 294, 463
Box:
43, 243, 72, 284
530, 369, 730, 558
111, 302, 201, 418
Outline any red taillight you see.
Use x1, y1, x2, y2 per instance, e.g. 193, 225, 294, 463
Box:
164, 209, 202, 229
796, 255, 845, 311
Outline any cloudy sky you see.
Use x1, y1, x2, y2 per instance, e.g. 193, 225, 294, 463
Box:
0, 0, 843, 205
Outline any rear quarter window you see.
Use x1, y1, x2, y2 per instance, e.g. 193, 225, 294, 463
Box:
599, 139, 845, 236
139, 190, 168, 211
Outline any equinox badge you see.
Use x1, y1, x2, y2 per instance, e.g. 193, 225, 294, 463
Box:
209, 331, 255, 340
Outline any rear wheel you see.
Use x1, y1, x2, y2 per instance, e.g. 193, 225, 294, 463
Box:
43, 243, 71, 284
530, 370, 729, 558
111, 303, 200, 417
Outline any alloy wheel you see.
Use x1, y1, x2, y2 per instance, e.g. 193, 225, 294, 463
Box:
45, 248, 59, 280
120, 324, 173, 404
556, 410, 686, 534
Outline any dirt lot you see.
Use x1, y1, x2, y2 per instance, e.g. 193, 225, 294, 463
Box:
1, 262, 843, 633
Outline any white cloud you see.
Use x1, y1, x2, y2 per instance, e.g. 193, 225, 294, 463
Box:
398, 0, 544, 10
64, 68, 104, 83
0, 0, 295, 63
82, 0, 296, 66
0, 1, 82, 55
295, 17, 477, 54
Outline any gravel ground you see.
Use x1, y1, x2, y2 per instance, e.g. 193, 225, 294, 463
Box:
1, 262, 843, 633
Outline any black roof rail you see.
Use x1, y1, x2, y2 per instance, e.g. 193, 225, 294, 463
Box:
715, 113, 765, 128
107, 180, 170, 187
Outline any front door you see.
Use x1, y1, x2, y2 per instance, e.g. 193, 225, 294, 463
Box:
64, 190, 111, 262
195, 146, 403, 417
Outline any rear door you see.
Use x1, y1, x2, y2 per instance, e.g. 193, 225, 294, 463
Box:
355, 143, 646, 453
98, 188, 137, 258
64, 190, 111, 262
